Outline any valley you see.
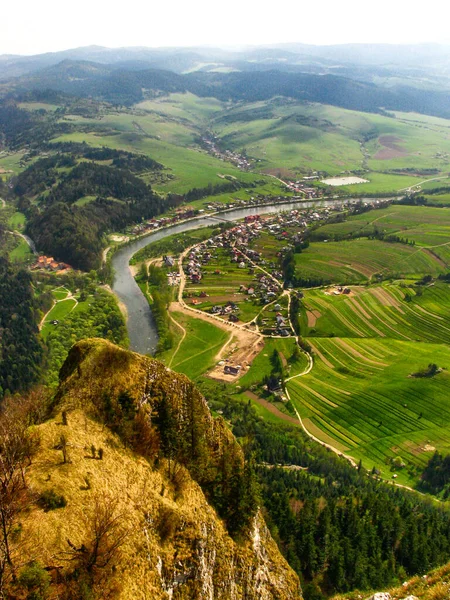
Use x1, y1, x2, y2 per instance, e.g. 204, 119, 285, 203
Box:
2, 46, 450, 600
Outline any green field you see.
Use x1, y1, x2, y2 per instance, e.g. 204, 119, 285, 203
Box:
287, 337, 450, 486
314, 205, 450, 245
7, 211, 26, 230
52, 129, 262, 195
311, 204, 450, 270
0, 151, 27, 177
41, 298, 78, 338
238, 338, 308, 388
9, 236, 33, 263
161, 311, 228, 380
301, 282, 450, 344
210, 101, 450, 182
294, 238, 445, 284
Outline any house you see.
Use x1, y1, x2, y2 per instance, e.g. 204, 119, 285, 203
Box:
163, 255, 175, 267
276, 314, 285, 326
224, 365, 241, 376
229, 314, 239, 323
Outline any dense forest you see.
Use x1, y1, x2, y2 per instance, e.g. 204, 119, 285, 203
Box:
13, 152, 171, 270
44, 288, 128, 386
0, 258, 44, 397
204, 384, 450, 599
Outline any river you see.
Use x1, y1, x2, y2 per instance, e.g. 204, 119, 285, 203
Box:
111, 198, 375, 355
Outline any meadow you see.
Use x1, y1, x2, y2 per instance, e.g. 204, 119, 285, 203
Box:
287, 336, 450, 486
300, 282, 450, 344
294, 238, 444, 283
160, 310, 228, 380
52, 129, 262, 195
41, 297, 78, 338
237, 337, 308, 389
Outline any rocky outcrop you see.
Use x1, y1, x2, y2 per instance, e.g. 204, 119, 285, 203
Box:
19, 339, 301, 599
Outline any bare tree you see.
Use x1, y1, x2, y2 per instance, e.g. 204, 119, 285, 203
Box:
0, 396, 40, 595
66, 494, 128, 575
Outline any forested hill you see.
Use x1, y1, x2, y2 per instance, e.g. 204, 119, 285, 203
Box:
7, 59, 450, 119
0, 257, 44, 396
13, 149, 169, 270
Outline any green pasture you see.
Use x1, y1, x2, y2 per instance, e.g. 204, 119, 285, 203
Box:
136, 92, 225, 126
51, 130, 261, 194
41, 298, 77, 338
74, 195, 97, 207
288, 337, 450, 486
7, 211, 26, 230
212, 100, 450, 181
324, 172, 422, 194
163, 311, 228, 380
238, 338, 308, 389
237, 393, 286, 424
0, 151, 27, 176
9, 237, 32, 262
51, 287, 70, 301
294, 238, 444, 283
215, 114, 364, 173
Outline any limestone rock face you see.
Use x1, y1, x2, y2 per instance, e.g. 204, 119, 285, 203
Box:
20, 339, 301, 599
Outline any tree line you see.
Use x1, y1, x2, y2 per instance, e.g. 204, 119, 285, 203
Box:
204, 385, 450, 600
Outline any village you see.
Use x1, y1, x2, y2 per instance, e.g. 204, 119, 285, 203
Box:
179, 206, 336, 338
201, 134, 253, 170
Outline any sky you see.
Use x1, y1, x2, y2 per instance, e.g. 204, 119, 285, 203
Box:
3, 0, 450, 56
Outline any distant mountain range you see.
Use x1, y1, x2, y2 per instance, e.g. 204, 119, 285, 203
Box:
2, 43, 450, 118
2, 42, 450, 81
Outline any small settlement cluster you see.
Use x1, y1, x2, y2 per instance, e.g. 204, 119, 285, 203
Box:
182, 207, 337, 333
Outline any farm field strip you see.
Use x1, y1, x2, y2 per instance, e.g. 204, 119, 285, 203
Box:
295, 238, 446, 284
303, 283, 450, 344
288, 335, 450, 477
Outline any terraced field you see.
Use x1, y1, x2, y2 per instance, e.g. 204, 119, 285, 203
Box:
287, 337, 450, 484
301, 282, 450, 344
315, 205, 450, 248
294, 238, 445, 284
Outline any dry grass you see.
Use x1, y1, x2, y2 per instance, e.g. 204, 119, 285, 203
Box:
12, 338, 300, 599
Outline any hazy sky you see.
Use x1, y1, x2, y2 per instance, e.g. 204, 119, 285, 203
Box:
3, 0, 450, 55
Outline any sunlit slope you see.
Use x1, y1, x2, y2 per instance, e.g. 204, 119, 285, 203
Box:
288, 336, 450, 485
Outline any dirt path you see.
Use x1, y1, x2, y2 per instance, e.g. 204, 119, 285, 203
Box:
39, 289, 78, 331
102, 246, 111, 264
244, 391, 300, 425
167, 310, 187, 367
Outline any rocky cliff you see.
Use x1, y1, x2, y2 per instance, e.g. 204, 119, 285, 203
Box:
12, 339, 301, 599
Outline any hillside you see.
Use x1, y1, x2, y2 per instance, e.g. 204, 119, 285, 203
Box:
3, 338, 300, 599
